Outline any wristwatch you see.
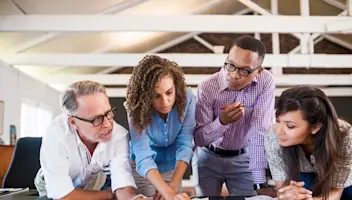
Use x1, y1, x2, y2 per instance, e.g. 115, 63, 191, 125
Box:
253, 183, 269, 190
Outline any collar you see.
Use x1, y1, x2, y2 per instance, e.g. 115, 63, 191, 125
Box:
218, 68, 228, 91
74, 129, 84, 147
153, 105, 175, 122
72, 124, 106, 152
252, 76, 258, 85
65, 116, 84, 148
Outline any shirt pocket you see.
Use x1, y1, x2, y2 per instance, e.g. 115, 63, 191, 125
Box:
97, 152, 112, 170
87, 163, 104, 175
243, 107, 254, 124
68, 159, 82, 178
242, 93, 259, 108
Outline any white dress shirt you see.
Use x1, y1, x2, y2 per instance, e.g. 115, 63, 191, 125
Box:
40, 113, 136, 199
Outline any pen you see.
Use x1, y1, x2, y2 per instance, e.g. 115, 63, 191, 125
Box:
219, 104, 244, 110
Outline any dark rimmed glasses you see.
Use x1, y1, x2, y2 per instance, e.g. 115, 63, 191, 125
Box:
224, 62, 261, 77
72, 107, 116, 127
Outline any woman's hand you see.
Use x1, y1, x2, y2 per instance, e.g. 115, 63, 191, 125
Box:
153, 192, 163, 200
153, 181, 179, 200
153, 192, 190, 200
277, 181, 313, 200
169, 181, 179, 193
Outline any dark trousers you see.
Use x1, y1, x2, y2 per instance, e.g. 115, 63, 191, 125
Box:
300, 172, 352, 200
101, 174, 111, 190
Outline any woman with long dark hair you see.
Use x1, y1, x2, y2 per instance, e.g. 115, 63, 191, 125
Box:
265, 85, 352, 200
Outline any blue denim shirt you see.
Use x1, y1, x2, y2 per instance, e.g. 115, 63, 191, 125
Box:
128, 88, 196, 178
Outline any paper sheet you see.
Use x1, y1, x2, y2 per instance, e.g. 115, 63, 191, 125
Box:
245, 195, 278, 200
191, 197, 209, 200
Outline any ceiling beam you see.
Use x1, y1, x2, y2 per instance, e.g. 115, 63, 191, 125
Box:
100, 87, 352, 97
98, 7, 252, 74
8, 0, 27, 14
48, 86, 352, 97
321, 0, 346, 10
1, 15, 350, 33
4, 0, 148, 54
300, 0, 311, 54
192, 35, 216, 52
288, 35, 324, 54
238, 0, 271, 15
42, 74, 352, 86
96, 32, 200, 74
270, 0, 282, 76
326, 18, 352, 33
69, 0, 244, 75
238, 0, 302, 39
288, 9, 348, 54
3, 53, 352, 68
323, 34, 352, 51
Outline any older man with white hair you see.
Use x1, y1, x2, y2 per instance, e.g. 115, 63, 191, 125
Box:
34, 81, 145, 200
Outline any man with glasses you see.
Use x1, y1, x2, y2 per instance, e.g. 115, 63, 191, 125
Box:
193, 36, 275, 197
34, 81, 145, 200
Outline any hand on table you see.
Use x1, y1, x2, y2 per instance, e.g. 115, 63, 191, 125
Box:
277, 181, 312, 200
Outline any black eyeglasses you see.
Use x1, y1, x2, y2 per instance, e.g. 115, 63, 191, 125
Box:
224, 62, 261, 77
72, 107, 116, 127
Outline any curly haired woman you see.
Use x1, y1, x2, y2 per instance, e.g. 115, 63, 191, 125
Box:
125, 55, 195, 200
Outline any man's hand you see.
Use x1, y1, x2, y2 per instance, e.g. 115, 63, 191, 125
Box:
219, 102, 244, 125
277, 181, 312, 200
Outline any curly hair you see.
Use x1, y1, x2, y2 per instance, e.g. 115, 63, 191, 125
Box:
126, 55, 187, 133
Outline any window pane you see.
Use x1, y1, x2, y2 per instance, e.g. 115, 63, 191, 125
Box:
21, 102, 53, 138
38, 108, 53, 137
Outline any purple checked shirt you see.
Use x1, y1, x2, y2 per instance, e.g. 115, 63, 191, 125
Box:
194, 68, 275, 183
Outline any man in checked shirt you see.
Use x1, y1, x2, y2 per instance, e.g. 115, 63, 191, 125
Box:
192, 36, 275, 197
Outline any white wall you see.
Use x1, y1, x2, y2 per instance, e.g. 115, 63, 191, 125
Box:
0, 60, 61, 144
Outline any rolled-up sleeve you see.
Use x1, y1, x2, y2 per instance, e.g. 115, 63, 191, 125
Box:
110, 134, 137, 191
40, 128, 74, 199
176, 90, 196, 164
128, 116, 158, 178
194, 83, 231, 147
